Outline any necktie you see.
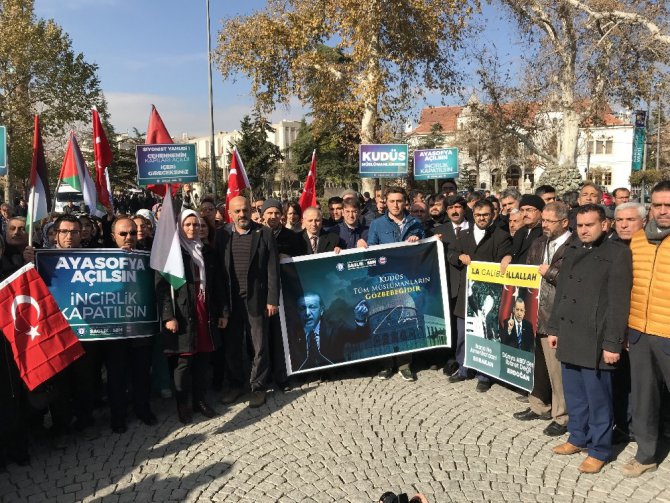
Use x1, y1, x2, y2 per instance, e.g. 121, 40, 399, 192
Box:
307, 330, 316, 363
455, 226, 461, 238
310, 236, 318, 253
547, 241, 557, 263
517, 323, 522, 347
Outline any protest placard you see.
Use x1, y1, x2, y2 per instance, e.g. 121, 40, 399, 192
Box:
464, 261, 542, 392
35, 249, 158, 340
279, 238, 450, 375
136, 144, 197, 185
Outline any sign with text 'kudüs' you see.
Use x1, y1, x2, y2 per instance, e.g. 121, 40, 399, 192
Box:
35, 249, 158, 340
359, 144, 409, 178
413, 148, 459, 180
279, 238, 451, 375
136, 144, 198, 186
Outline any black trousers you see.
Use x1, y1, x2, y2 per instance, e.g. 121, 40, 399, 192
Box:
268, 313, 288, 385
225, 299, 269, 391
128, 340, 154, 417
169, 353, 208, 404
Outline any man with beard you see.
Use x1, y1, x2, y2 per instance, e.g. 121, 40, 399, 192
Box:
217, 196, 280, 408
513, 202, 574, 437
446, 199, 513, 392
427, 194, 446, 227
512, 195, 545, 264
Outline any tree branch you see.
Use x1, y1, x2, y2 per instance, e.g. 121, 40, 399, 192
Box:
564, 0, 670, 46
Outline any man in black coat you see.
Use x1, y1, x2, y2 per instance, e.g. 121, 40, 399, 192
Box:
512, 194, 545, 264
217, 196, 280, 408
445, 199, 513, 392
547, 204, 632, 474
500, 297, 535, 351
301, 207, 341, 254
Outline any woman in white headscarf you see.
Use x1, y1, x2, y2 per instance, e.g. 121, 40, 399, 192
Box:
155, 209, 229, 424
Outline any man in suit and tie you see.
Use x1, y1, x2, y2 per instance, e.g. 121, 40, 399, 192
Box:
501, 297, 535, 351
301, 207, 341, 254
217, 196, 280, 408
512, 194, 545, 264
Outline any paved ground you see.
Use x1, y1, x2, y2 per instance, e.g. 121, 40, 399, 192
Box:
1, 368, 669, 503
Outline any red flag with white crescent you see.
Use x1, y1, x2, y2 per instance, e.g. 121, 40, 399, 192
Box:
298, 149, 317, 213
0, 264, 84, 390
145, 105, 179, 197
224, 147, 251, 222
92, 108, 113, 208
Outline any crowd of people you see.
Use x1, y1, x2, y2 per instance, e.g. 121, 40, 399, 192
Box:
0, 178, 668, 480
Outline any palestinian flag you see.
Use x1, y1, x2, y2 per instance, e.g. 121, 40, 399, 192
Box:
58, 133, 105, 217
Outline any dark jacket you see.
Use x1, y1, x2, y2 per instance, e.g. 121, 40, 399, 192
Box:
336, 221, 369, 250
547, 236, 632, 370
512, 224, 543, 264
526, 232, 579, 334
215, 221, 280, 315
155, 245, 226, 354
273, 226, 305, 257
434, 221, 466, 302
500, 319, 535, 352
448, 225, 513, 318
301, 229, 340, 254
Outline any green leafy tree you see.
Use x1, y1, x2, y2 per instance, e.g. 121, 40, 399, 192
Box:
231, 112, 283, 197
0, 0, 105, 201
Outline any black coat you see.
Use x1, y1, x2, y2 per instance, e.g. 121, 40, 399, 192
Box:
547, 236, 632, 370
274, 227, 305, 258
215, 221, 280, 316
512, 224, 543, 264
447, 225, 513, 318
301, 229, 340, 254
434, 221, 465, 303
155, 245, 226, 354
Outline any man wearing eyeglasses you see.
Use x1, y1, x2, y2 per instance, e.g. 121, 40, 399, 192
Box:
446, 199, 513, 392
512, 194, 545, 264
513, 202, 576, 437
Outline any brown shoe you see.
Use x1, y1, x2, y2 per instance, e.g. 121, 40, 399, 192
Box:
552, 442, 585, 455
620, 458, 658, 478
248, 390, 266, 408
578, 456, 606, 474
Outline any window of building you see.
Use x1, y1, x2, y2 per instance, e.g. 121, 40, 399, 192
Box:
589, 138, 613, 155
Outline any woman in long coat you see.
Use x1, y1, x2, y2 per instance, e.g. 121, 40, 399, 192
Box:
155, 209, 229, 423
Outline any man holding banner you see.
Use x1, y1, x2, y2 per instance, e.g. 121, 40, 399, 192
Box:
446, 199, 512, 392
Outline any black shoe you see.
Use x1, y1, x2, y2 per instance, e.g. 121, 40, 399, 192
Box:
513, 408, 551, 421
442, 361, 459, 376
543, 421, 568, 437
193, 400, 218, 418
475, 381, 492, 393
111, 421, 127, 434
448, 373, 468, 383
177, 402, 193, 424
137, 411, 158, 426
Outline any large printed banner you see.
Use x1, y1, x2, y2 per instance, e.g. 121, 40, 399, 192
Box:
279, 238, 451, 375
464, 261, 541, 392
35, 249, 158, 341
413, 148, 459, 180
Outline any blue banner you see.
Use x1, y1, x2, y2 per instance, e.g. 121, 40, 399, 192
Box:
414, 148, 459, 180
136, 144, 198, 186
35, 249, 158, 340
279, 238, 451, 375
359, 144, 409, 178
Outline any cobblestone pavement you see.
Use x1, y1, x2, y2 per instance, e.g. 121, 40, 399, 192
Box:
1, 368, 669, 502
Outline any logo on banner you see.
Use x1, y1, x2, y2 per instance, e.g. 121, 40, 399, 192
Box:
379, 256, 387, 265
336, 263, 344, 271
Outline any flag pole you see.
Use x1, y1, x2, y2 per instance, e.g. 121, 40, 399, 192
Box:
27, 185, 36, 247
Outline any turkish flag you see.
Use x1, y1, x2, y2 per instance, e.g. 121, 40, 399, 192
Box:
146, 105, 179, 197
498, 284, 517, 331
224, 147, 251, 222
0, 264, 84, 391
298, 149, 317, 213
92, 108, 113, 208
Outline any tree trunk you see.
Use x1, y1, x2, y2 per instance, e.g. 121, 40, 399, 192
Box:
360, 30, 381, 197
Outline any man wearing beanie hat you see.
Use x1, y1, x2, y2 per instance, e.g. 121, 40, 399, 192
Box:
512, 194, 545, 264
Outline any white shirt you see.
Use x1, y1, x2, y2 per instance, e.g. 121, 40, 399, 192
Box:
473, 226, 486, 245
452, 220, 470, 233
544, 231, 571, 263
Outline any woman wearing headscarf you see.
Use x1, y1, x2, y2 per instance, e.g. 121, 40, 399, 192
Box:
155, 209, 229, 423
40, 221, 56, 249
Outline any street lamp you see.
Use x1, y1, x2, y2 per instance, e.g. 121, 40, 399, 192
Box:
206, 0, 218, 197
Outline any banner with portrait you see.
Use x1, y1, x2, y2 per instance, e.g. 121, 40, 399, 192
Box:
464, 261, 542, 392
35, 249, 158, 341
279, 238, 451, 375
